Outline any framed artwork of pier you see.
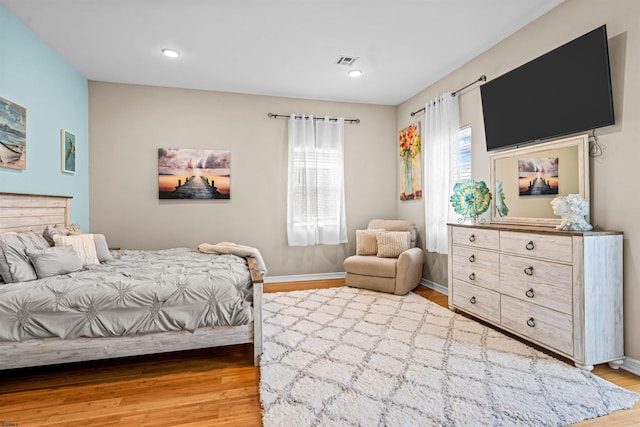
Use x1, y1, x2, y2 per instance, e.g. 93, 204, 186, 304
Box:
61, 129, 76, 174
517, 157, 559, 196
158, 148, 231, 199
0, 96, 27, 170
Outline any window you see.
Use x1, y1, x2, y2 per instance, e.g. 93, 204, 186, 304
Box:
287, 115, 347, 246
452, 124, 472, 183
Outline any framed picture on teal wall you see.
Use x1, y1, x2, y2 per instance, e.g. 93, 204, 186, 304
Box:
61, 129, 76, 174
0, 96, 27, 170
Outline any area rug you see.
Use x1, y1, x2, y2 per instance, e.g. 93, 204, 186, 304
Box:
259, 287, 639, 427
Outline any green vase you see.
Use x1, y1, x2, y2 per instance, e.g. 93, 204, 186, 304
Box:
403, 156, 413, 197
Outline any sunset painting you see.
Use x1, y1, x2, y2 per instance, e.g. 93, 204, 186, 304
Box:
158, 148, 230, 199
518, 157, 559, 196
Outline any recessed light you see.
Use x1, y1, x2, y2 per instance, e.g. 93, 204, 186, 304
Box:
347, 69, 363, 78
161, 48, 181, 58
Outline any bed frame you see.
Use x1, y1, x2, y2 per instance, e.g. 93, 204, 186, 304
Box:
0, 192, 263, 369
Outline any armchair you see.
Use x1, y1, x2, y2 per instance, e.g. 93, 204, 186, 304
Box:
343, 219, 424, 295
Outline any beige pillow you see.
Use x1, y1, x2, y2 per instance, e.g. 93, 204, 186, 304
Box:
43, 223, 84, 246
376, 231, 411, 258
53, 234, 100, 266
356, 229, 379, 255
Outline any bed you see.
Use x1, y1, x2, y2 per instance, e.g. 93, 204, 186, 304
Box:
0, 192, 263, 370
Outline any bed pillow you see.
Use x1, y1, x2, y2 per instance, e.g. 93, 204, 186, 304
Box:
0, 231, 50, 283
63, 233, 114, 262
43, 223, 84, 246
376, 231, 411, 258
91, 234, 114, 262
53, 234, 100, 266
28, 246, 83, 278
0, 232, 16, 283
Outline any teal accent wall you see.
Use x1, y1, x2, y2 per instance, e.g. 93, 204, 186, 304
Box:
0, 7, 89, 229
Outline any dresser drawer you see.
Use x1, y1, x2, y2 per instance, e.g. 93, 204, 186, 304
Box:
452, 246, 499, 290
501, 295, 573, 356
499, 278, 572, 314
500, 253, 572, 289
452, 279, 500, 324
451, 227, 499, 250
500, 231, 573, 263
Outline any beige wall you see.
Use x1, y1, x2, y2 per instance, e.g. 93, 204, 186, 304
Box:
397, 0, 640, 360
89, 83, 397, 277
90, 0, 640, 360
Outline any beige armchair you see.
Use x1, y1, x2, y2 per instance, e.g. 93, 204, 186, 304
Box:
343, 219, 424, 295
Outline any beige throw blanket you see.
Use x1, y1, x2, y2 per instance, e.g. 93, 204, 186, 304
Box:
197, 242, 268, 276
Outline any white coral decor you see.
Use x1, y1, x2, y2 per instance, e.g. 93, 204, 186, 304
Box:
550, 194, 592, 231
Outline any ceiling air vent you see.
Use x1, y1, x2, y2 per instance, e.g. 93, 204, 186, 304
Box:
335, 55, 358, 66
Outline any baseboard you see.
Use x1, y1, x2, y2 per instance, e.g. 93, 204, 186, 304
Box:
420, 279, 448, 295
621, 356, 640, 376
264, 272, 346, 283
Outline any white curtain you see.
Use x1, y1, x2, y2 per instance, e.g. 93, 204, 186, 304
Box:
287, 114, 347, 246
424, 93, 460, 254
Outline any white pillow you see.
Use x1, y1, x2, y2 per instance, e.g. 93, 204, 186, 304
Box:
376, 231, 411, 258
53, 234, 100, 266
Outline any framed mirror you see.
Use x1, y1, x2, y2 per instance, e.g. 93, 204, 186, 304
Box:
489, 133, 589, 227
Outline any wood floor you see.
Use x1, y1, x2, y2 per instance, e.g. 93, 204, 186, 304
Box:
1, 279, 638, 426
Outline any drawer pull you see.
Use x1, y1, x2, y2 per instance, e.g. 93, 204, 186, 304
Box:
470, 296, 477, 304
524, 266, 534, 276
526, 241, 535, 251
469, 234, 476, 242
527, 317, 536, 328
468, 272, 476, 281
525, 288, 535, 298
468, 254, 476, 263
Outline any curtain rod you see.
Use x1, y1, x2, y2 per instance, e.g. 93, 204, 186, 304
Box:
268, 113, 360, 124
410, 75, 487, 117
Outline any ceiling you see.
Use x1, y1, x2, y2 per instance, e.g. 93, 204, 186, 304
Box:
0, 0, 564, 105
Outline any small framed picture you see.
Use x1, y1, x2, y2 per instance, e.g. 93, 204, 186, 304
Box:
61, 129, 76, 174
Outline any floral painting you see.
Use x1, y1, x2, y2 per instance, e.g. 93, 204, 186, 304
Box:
399, 122, 422, 200
158, 148, 230, 199
518, 157, 559, 196
0, 97, 26, 170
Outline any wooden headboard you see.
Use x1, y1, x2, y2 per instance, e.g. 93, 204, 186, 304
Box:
0, 192, 71, 234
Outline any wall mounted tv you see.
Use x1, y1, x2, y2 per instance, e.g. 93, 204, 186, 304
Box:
481, 25, 615, 151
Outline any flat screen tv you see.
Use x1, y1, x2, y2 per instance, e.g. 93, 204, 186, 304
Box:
481, 25, 615, 151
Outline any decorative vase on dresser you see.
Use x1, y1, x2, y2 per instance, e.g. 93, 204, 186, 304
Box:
447, 223, 624, 371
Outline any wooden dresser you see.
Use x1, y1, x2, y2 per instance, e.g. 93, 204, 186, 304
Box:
447, 223, 624, 371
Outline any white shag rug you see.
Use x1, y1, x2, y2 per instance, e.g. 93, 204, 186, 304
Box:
259, 287, 639, 427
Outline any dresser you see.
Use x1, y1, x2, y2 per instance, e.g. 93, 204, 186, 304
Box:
447, 223, 624, 371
